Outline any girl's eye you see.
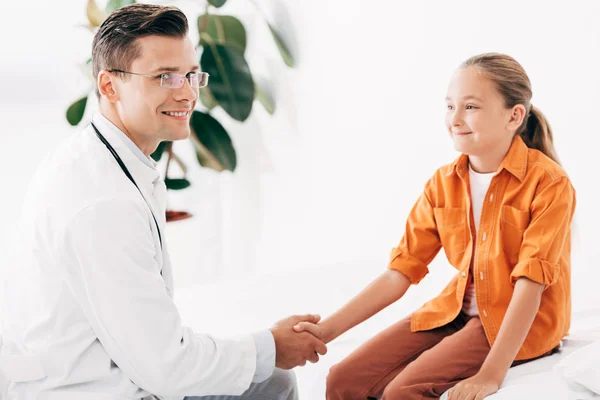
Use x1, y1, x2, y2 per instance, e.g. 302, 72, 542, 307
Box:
466, 105, 477, 110
447, 104, 454, 110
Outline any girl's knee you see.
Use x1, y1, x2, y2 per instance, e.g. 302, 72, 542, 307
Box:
381, 373, 429, 400
325, 362, 346, 391
326, 361, 361, 399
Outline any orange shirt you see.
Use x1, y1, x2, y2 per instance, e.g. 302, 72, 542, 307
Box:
389, 134, 576, 360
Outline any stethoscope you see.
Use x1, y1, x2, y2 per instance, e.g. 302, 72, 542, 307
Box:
90, 122, 163, 250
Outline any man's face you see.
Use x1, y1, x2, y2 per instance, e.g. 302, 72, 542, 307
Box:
112, 35, 199, 151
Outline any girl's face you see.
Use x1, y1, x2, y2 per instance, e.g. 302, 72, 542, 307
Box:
445, 66, 520, 158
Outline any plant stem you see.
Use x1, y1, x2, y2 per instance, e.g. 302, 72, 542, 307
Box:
199, 3, 210, 35
164, 142, 174, 179
248, 0, 267, 19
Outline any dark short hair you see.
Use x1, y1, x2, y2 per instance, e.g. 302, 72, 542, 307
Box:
92, 3, 189, 98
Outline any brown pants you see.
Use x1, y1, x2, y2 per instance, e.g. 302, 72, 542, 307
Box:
326, 312, 557, 400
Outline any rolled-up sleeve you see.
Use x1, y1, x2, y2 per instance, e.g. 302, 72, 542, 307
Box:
389, 179, 442, 284
510, 176, 576, 288
57, 199, 257, 397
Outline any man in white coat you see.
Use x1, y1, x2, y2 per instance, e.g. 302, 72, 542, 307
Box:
0, 4, 326, 399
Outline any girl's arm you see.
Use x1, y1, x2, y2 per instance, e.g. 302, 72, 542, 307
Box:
451, 177, 575, 399
295, 178, 440, 343
294, 269, 411, 343
448, 277, 544, 399
478, 277, 544, 382
476, 177, 574, 383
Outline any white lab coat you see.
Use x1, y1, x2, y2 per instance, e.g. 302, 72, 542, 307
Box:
0, 118, 256, 399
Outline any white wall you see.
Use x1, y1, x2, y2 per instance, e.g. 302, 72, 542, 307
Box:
1, 0, 600, 313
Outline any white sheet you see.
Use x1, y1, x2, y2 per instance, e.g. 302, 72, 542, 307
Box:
2, 262, 598, 399
440, 308, 600, 400
172, 263, 600, 400
441, 372, 599, 400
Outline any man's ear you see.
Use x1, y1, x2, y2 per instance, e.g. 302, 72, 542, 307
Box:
507, 104, 527, 133
97, 70, 119, 103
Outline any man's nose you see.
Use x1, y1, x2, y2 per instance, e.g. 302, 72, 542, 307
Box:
173, 79, 198, 102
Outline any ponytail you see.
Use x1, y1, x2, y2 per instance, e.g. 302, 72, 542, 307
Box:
519, 104, 560, 165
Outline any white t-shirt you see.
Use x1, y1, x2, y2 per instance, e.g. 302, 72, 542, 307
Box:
462, 164, 495, 317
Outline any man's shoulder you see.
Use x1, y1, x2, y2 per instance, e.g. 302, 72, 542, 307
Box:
24, 126, 138, 223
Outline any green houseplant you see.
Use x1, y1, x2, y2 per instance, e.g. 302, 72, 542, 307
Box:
68, 0, 295, 221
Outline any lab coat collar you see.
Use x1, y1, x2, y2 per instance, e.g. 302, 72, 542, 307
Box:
91, 112, 162, 193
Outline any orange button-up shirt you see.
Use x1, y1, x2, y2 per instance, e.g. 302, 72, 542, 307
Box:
389, 134, 576, 360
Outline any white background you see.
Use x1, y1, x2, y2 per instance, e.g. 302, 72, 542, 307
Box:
1, 0, 599, 335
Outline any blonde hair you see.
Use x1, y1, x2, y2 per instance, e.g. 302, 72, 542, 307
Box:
461, 53, 560, 164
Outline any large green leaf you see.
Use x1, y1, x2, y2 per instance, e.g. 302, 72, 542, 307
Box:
268, 24, 295, 67
66, 96, 88, 126
193, 138, 224, 172
165, 178, 191, 190
198, 15, 247, 54
201, 43, 254, 122
199, 87, 218, 110
255, 82, 275, 114
106, 0, 135, 13
150, 141, 168, 162
207, 0, 227, 7
190, 110, 237, 171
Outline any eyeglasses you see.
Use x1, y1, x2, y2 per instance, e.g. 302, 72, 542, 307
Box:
108, 69, 209, 89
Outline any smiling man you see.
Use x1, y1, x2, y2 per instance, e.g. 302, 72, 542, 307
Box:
0, 4, 326, 400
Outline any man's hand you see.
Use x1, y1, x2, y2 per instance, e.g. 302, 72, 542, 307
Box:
270, 314, 328, 369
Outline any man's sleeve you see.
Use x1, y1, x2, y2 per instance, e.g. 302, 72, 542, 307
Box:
251, 330, 275, 383
57, 198, 256, 397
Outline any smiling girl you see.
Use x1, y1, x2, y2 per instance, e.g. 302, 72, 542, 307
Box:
294, 53, 576, 400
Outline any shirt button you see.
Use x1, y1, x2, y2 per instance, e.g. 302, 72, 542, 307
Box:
489, 193, 494, 201
483, 309, 488, 317
482, 232, 487, 241
480, 271, 484, 280
461, 271, 467, 278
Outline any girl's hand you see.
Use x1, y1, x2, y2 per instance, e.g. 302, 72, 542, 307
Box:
293, 321, 328, 343
447, 372, 500, 400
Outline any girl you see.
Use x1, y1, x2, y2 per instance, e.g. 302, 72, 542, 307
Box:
294, 53, 576, 400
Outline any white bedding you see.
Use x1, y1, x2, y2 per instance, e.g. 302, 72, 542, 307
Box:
172, 264, 600, 400
1, 262, 598, 399
475, 308, 600, 400
297, 315, 600, 400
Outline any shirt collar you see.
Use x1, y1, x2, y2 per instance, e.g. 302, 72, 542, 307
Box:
448, 134, 528, 182
91, 112, 161, 189
497, 134, 528, 181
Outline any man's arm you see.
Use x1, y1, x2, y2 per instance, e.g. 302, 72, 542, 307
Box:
58, 199, 257, 397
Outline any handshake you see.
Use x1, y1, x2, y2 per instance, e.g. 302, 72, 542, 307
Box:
269, 314, 329, 369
